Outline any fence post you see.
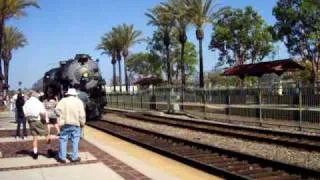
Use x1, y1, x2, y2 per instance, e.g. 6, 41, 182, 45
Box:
299, 83, 302, 131
181, 85, 185, 111
116, 93, 119, 108
167, 85, 173, 113
131, 94, 134, 110
123, 94, 125, 109
140, 94, 143, 109
259, 87, 262, 126
203, 89, 206, 119
227, 88, 231, 123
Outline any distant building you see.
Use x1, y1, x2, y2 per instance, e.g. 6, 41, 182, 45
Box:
105, 85, 138, 93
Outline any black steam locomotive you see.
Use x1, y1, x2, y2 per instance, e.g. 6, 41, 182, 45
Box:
43, 54, 107, 120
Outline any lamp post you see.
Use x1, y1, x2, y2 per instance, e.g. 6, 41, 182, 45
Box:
18, 81, 22, 92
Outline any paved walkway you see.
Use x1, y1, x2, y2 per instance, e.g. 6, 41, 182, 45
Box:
0, 162, 124, 180
0, 111, 219, 180
0, 111, 16, 130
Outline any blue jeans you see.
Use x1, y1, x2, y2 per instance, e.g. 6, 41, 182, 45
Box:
16, 117, 27, 137
58, 125, 81, 161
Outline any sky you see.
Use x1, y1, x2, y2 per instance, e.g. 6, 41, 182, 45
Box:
7, 0, 289, 90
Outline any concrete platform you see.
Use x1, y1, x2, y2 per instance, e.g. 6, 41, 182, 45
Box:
0, 111, 221, 180
0, 111, 17, 130
0, 152, 96, 169
0, 162, 124, 180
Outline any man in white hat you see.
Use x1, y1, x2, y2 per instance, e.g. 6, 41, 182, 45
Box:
55, 88, 86, 163
23, 90, 47, 159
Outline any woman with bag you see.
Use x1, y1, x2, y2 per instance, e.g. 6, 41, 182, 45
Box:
43, 88, 60, 144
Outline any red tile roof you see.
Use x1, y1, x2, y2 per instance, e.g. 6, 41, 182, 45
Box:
223, 59, 304, 78
133, 76, 163, 86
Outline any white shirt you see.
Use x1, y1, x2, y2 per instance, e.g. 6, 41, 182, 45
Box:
23, 97, 46, 121
56, 96, 86, 127
11, 94, 17, 103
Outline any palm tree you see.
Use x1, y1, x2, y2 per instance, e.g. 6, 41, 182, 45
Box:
146, 4, 175, 113
165, 0, 190, 87
165, 0, 191, 109
114, 24, 142, 92
0, 0, 39, 80
112, 30, 123, 93
2, 26, 27, 86
145, 4, 175, 85
185, 0, 216, 88
97, 32, 117, 92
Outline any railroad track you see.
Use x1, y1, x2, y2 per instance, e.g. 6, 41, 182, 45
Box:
110, 111, 320, 152
87, 120, 320, 180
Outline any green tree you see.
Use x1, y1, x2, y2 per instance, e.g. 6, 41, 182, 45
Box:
207, 70, 241, 87
172, 41, 198, 83
185, 0, 216, 88
113, 24, 142, 92
210, 6, 273, 67
282, 61, 316, 84
126, 52, 162, 78
306, 0, 320, 8
145, 4, 175, 85
273, 0, 320, 84
2, 26, 27, 86
147, 30, 198, 84
97, 32, 118, 91
0, 0, 39, 82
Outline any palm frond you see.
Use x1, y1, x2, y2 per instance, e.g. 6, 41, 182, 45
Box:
185, 0, 217, 28
1, 0, 40, 19
2, 26, 27, 62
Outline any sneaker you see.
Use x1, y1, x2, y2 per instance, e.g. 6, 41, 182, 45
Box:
33, 153, 38, 160
56, 157, 67, 164
15, 136, 19, 140
70, 157, 81, 163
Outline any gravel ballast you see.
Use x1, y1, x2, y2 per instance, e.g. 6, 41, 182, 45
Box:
104, 113, 320, 171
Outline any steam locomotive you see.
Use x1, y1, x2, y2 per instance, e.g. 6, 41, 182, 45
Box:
43, 54, 107, 120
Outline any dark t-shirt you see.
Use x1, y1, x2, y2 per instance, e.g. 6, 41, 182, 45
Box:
16, 96, 25, 118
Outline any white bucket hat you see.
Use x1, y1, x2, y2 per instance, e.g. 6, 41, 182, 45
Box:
28, 90, 40, 98
65, 88, 78, 96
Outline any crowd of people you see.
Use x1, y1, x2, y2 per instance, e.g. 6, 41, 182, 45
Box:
11, 88, 86, 163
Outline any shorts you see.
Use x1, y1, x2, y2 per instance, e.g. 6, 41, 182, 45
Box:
48, 118, 58, 124
29, 121, 48, 136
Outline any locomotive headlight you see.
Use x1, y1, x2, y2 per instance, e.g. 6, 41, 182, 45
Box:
82, 72, 89, 78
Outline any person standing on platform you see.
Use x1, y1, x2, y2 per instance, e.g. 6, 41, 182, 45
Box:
55, 88, 86, 163
15, 92, 27, 140
23, 91, 48, 159
43, 88, 60, 144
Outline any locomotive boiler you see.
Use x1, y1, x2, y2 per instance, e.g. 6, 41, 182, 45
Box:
43, 54, 107, 120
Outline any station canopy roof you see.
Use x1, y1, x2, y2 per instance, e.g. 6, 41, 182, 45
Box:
133, 76, 163, 86
222, 59, 305, 78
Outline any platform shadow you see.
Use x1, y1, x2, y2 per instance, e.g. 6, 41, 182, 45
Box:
16, 149, 56, 159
